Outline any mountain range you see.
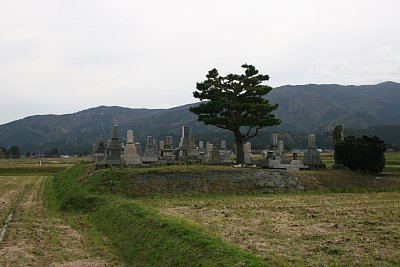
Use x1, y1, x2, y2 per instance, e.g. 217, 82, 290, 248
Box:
1, 82, 400, 154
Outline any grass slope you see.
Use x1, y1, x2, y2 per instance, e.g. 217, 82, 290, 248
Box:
52, 163, 266, 266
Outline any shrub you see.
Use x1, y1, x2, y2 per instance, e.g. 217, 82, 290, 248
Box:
334, 136, 386, 173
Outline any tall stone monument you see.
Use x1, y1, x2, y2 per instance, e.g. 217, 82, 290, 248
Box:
271, 133, 278, 148
303, 134, 324, 168
123, 130, 141, 166
278, 140, 284, 152
180, 126, 190, 151
333, 124, 345, 168
105, 125, 122, 166
333, 124, 344, 148
244, 142, 252, 164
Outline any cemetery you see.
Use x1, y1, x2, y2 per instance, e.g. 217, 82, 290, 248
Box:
92, 124, 327, 170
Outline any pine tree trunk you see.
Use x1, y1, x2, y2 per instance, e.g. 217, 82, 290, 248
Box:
235, 139, 244, 164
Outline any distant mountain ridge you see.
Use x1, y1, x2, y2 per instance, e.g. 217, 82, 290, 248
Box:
1, 82, 400, 153
269, 81, 400, 132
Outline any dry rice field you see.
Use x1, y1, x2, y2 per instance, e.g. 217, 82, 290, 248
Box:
142, 192, 400, 266
0, 175, 112, 267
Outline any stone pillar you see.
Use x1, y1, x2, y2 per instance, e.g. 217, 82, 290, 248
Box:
159, 141, 165, 151
278, 140, 284, 151
111, 125, 119, 140
180, 126, 190, 150
123, 130, 140, 165
199, 141, 204, 150
106, 125, 122, 166
244, 142, 252, 164
308, 134, 316, 149
127, 130, 134, 143
221, 140, 227, 150
271, 133, 278, 147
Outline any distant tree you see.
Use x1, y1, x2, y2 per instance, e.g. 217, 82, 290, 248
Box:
25, 151, 31, 158
0, 147, 4, 159
9, 145, 20, 159
334, 136, 386, 173
190, 64, 280, 163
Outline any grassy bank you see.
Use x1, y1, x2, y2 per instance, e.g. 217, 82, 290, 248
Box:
49, 159, 400, 266
51, 163, 266, 266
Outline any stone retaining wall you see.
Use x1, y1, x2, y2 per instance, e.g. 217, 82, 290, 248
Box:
127, 169, 304, 196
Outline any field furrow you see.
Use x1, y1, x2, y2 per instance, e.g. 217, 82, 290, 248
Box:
144, 192, 400, 266
0, 175, 112, 266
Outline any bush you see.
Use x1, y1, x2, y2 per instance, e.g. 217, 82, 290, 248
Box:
334, 136, 386, 173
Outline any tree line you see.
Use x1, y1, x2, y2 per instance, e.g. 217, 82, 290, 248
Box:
0, 146, 60, 159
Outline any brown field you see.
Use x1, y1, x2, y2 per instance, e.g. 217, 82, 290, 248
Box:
0, 174, 114, 266
142, 191, 400, 266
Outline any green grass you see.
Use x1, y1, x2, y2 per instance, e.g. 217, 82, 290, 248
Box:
43, 169, 122, 264
50, 163, 267, 266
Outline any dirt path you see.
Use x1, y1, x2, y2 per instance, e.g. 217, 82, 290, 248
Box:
0, 175, 113, 267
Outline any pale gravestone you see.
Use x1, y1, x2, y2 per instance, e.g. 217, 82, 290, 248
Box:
180, 126, 190, 150
221, 140, 227, 150
278, 140, 284, 152
198, 141, 204, 151
159, 140, 165, 151
205, 143, 220, 163
244, 142, 252, 164
219, 140, 231, 163
123, 130, 141, 165
303, 134, 324, 168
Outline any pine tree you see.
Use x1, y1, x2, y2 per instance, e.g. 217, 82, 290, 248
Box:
190, 64, 280, 163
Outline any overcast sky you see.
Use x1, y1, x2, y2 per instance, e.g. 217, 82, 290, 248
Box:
1, 0, 399, 124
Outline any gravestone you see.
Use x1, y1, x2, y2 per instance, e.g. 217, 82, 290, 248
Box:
180, 126, 190, 151
271, 133, 278, 148
219, 140, 231, 163
221, 140, 227, 150
198, 141, 204, 150
278, 140, 284, 152
135, 142, 143, 157
244, 142, 252, 164
333, 124, 344, 147
93, 137, 106, 166
205, 143, 220, 164
303, 134, 324, 168
142, 136, 158, 163
105, 125, 122, 166
333, 124, 345, 168
162, 136, 174, 159
186, 134, 199, 159
159, 141, 165, 151
123, 130, 141, 166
